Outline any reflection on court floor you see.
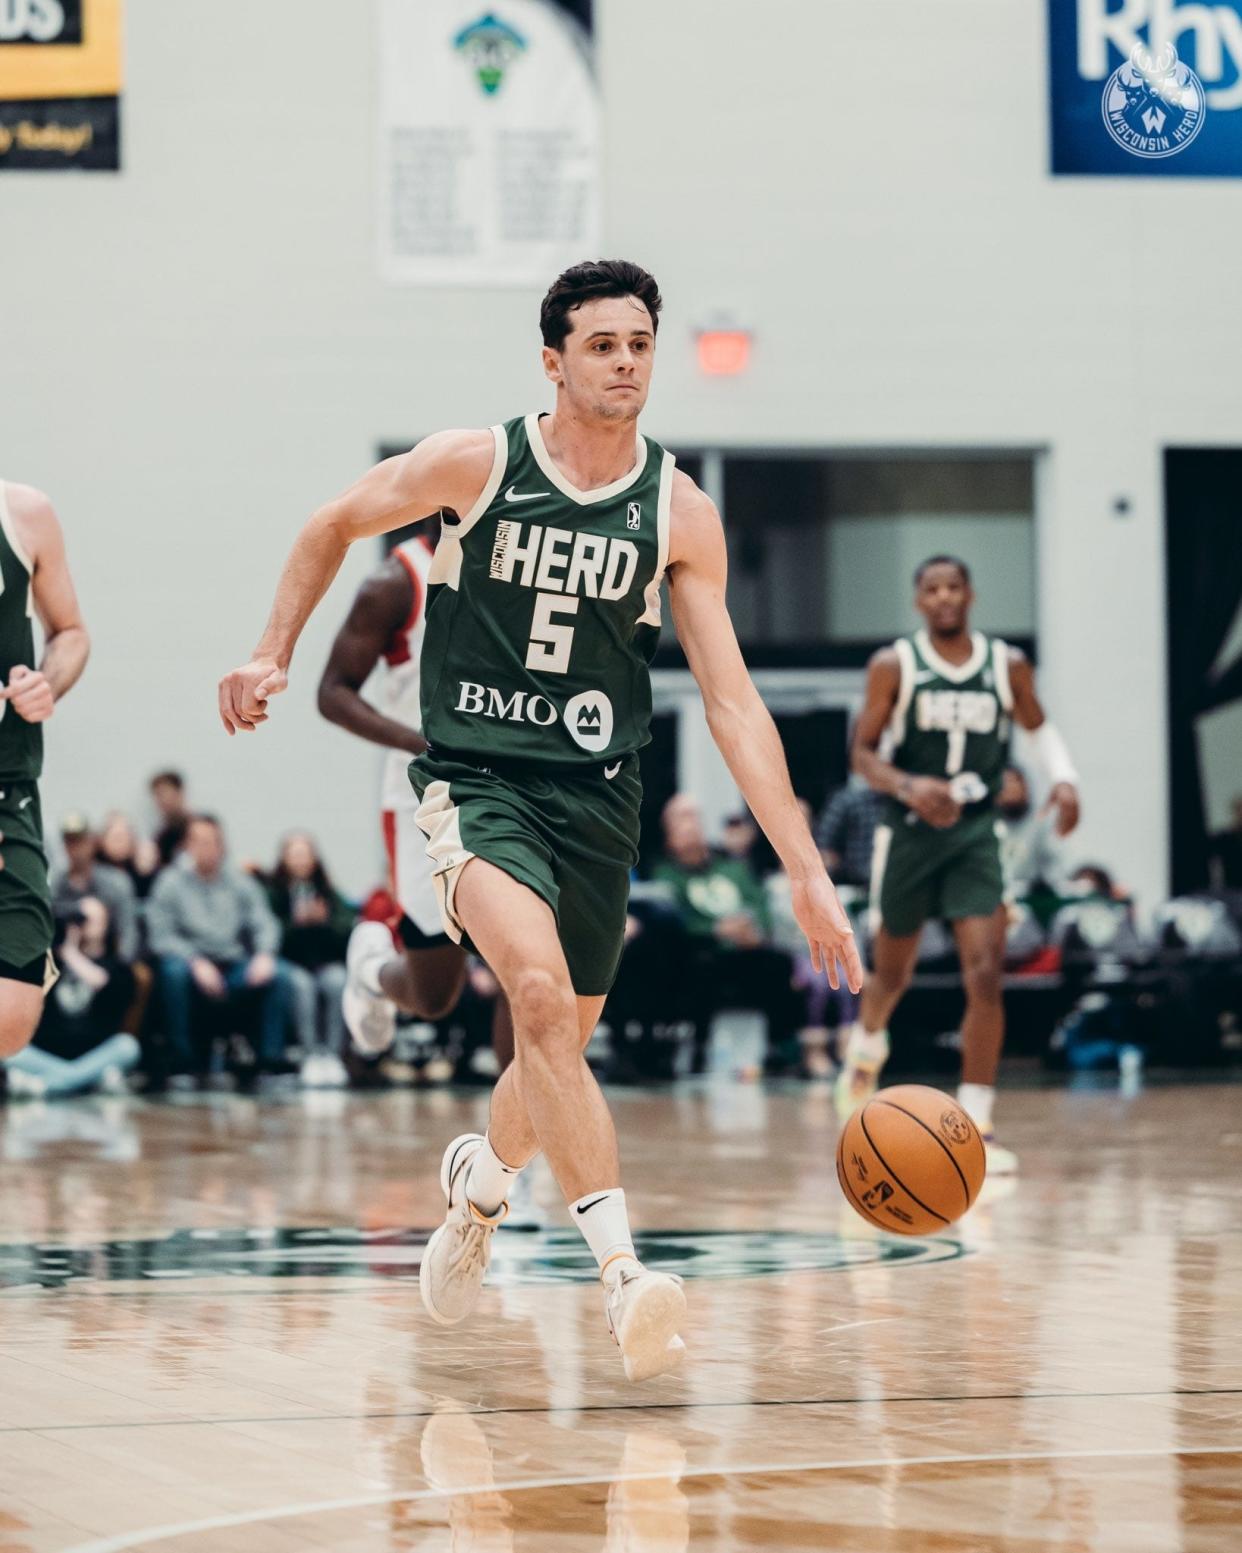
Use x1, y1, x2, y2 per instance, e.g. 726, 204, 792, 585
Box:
0, 1082, 1237, 1551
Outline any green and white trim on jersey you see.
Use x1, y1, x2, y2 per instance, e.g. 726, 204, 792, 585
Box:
419, 413, 675, 767
884, 629, 1014, 800
871, 628, 1014, 934
0, 480, 42, 782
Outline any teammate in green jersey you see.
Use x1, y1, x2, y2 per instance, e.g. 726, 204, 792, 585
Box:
219, 258, 861, 1381
836, 555, 1081, 1172
0, 482, 89, 1058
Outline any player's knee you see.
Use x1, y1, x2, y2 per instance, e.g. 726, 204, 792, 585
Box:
961, 955, 1003, 1004
508, 965, 575, 1045
871, 958, 915, 1000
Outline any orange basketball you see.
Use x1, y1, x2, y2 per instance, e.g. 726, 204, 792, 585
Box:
836, 1084, 986, 1235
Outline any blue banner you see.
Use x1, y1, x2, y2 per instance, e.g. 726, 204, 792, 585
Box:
1049, 0, 1242, 175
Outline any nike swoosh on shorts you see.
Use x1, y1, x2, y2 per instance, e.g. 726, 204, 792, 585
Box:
604, 763, 622, 779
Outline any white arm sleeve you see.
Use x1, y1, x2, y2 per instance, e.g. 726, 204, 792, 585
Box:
1027, 721, 1079, 788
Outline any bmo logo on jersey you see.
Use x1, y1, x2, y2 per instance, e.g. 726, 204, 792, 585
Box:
916, 689, 998, 736
564, 690, 613, 752
455, 683, 615, 753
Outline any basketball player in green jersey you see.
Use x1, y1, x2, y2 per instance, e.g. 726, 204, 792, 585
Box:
219, 259, 862, 1381
835, 556, 1080, 1172
0, 482, 89, 1056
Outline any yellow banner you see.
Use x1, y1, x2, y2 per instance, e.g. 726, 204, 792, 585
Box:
0, 0, 122, 170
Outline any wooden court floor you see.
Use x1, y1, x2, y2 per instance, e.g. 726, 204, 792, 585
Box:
0, 1078, 1239, 1550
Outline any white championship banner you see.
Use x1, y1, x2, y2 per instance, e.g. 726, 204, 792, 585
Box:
378, 0, 600, 287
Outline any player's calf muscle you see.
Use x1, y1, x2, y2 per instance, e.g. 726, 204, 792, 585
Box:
0, 987, 42, 1057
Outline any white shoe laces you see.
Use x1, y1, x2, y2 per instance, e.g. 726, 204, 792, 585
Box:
448, 1219, 491, 1278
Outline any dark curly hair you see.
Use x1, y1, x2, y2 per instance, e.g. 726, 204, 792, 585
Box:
914, 554, 972, 587
540, 259, 662, 351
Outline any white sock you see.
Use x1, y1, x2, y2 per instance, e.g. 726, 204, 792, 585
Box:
465, 1134, 523, 1216
359, 943, 398, 998
569, 1187, 637, 1277
844, 1023, 890, 1067
958, 1083, 995, 1133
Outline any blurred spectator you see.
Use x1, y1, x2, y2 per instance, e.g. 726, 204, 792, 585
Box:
6, 897, 141, 1099
768, 798, 856, 1076
1060, 865, 1135, 920
148, 814, 292, 1082
997, 765, 1071, 901
654, 797, 802, 1072
656, 800, 771, 945
603, 890, 688, 1079
720, 809, 776, 878
815, 777, 883, 888
51, 813, 139, 963
150, 770, 190, 866
265, 832, 353, 1085
97, 810, 161, 900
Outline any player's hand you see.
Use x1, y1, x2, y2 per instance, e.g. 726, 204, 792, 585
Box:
190, 956, 227, 998
1045, 781, 1080, 837
904, 776, 962, 829
218, 659, 287, 735
0, 665, 54, 724
790, 872, 864, 994
246, 952, 277, 987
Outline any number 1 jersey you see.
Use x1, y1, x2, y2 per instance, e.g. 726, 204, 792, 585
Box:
883, 630, 1015, 815
419, 413, 674, 766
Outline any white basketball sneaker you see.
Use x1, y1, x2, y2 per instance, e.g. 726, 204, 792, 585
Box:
420, 1133, 507, 1326
604, 1261, 687, 1383
981, 1132, 1019, 1175
833, 1026, 890, 1121
342, 921, 397, 1056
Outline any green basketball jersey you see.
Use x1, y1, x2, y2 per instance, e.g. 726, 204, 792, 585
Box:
884, 630, 1013, 814
0, 482, 41, 781
420, 414, 674, 766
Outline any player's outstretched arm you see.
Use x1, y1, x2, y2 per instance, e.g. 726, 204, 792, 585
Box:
317, 559, 426, 754
0, 484, 89, 725
1008, 649, 1081, 836
852, 650, 962, 829
666, 477, 862, 993
218, 429, 494, 735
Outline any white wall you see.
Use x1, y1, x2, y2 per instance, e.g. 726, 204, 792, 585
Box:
5, 0, 1241, 905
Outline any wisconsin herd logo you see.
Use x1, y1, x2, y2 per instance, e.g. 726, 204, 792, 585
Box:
0, 1225, 969, 1291
1102, 42, 1207, 158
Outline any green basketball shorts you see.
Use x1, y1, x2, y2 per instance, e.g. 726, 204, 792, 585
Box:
408, 748, 642, 997
0, 778, 57, 986
871, 808, 1006, 938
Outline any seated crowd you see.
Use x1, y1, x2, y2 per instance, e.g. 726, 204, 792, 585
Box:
4, 763, 1161, 1101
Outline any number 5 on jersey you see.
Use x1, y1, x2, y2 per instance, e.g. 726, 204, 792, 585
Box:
527, 592, 579, 674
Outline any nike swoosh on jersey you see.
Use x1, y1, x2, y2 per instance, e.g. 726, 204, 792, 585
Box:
604, 762, 622, 779
504, 486, 548, 503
